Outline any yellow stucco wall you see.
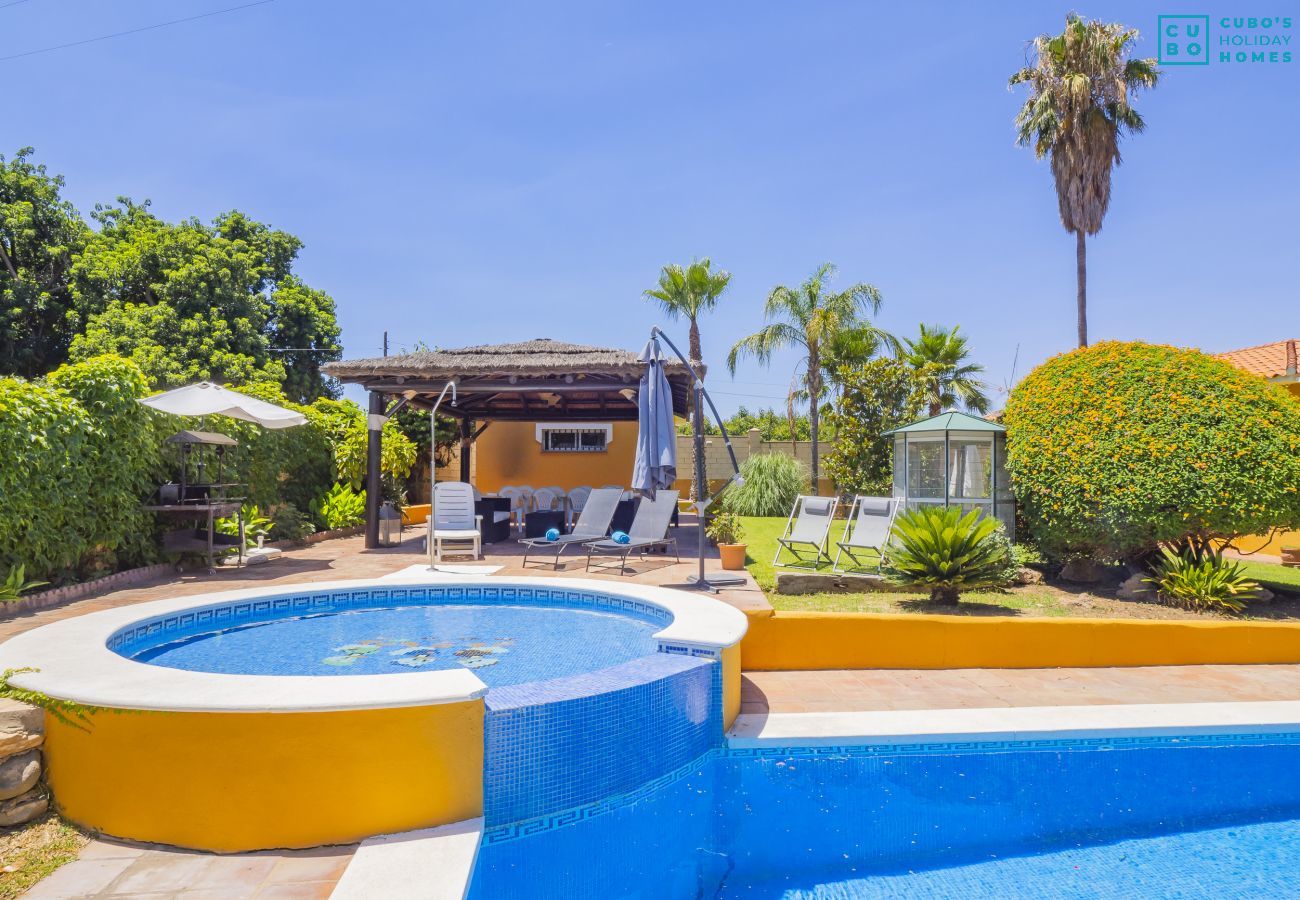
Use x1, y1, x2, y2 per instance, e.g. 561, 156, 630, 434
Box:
741, 609, 1300, 670
472, 421, 639, 493
45, 701, 484, 852
721, 644, 742, 729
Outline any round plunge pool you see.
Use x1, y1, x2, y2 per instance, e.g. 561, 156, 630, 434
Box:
119, 602, 663, 687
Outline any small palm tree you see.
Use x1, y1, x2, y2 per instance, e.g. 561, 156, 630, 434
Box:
643, 258, 731, 366
643, 258, 731, 500
1010, 14, 1159, 347
902, 324, 989, 417
727, 263, 891, 495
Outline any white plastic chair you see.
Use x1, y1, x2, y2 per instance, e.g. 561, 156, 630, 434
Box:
429, 482, 482, 561
531, 487, 563, 512
566, 486, 593, 527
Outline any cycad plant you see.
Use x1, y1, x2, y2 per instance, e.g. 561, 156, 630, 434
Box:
1143, 547, 1261, 614
1010, 14, 1159, 347
883, 506, 1011, 605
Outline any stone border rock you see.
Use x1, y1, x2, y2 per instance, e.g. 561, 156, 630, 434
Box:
0, 563, 176, 621
0, 699, 46, 826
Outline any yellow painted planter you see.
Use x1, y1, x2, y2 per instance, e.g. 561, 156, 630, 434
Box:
45, 701, 484, 852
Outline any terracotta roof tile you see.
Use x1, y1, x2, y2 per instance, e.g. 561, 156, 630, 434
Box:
1216, 339, 1298, 378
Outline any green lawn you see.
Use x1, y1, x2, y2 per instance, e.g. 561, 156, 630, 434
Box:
1239, 560, 1300, 595
733, 514, 1300, 616
734, 515, 1070, 615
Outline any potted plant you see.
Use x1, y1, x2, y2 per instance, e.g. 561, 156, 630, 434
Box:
706, 512, 748, 571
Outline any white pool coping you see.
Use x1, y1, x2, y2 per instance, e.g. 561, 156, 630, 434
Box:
331, 817, 482, 900
727, 701, 1300, 748
0, 574, 747, 713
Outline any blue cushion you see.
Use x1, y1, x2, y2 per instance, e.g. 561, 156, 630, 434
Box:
545, 527, 560, 542
611, 531, 630, 545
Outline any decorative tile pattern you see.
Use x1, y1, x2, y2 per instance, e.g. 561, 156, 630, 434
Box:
483, 654, 721, 826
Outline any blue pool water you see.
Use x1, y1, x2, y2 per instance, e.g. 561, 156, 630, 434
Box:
470, 737, 1300, 898
126, 604, 660, 686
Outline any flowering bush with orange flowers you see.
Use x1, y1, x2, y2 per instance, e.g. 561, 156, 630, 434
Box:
1004, 341, 1300, 561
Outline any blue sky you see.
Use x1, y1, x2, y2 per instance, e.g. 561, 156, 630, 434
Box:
7, 1, 1298, 414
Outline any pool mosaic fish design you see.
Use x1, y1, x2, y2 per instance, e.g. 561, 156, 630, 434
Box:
322, 636, 515, 670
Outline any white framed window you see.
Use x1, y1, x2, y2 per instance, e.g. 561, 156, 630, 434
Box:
534, 423, 613, 453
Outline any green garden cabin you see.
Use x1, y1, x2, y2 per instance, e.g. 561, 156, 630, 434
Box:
884, 411, 1015, 539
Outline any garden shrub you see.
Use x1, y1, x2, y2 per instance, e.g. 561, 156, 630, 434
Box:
1143, 547, 1261, 614
1005, 342, 1300, 561
270, 504, 316, 543
319, 483, 366, 530
883, 506, 1011, 604
47, 356, 167, 576
0, 375, 98, 582
723, 453, 808, 517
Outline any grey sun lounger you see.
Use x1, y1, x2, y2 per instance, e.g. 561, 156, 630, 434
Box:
833, 496, 898, 574
584, 490, 680, 575
774, 494, 840, 569
518, 487, 623, 569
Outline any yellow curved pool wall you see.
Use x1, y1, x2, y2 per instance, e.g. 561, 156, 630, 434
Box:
45, 701, 484, 853
722, 644, 741, 729
741, 609, 1300, 670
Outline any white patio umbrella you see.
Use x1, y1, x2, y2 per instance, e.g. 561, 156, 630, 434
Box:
137, 381, 306, 429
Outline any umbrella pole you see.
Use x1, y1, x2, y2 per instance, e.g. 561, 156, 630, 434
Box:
650, 328, 745, 593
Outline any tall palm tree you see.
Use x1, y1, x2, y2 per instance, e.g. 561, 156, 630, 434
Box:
643, 258, 731, 500
643, 258, 731, 365
727, 263, 890, 495
1010, 14, 1159, 347
902, 324, 990, 418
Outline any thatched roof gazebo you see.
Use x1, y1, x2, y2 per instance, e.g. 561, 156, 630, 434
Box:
322, 339, 696, 546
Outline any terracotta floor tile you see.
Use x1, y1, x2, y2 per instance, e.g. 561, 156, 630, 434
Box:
104, 853, 217, 894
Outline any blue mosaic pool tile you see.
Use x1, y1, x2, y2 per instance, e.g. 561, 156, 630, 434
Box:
483, 654, 720, 826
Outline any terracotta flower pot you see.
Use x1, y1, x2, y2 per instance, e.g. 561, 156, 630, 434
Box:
718, 543, 748, 571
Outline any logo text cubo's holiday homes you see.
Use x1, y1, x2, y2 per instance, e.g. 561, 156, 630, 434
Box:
1159, 15, 1293, 65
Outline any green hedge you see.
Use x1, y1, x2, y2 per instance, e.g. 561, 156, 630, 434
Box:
1005, 341, 1300, 560
0, 357, 164, 582
0, 355, 418, 585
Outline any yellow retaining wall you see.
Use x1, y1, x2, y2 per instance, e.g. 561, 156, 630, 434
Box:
741, 610, 1300, 670
45, 701, 484, 852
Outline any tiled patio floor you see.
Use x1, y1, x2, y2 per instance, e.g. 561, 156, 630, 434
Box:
741, 664, 1300, 714
23, 838, 352, 899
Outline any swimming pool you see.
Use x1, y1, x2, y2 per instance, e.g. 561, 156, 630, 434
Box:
0, 575, 748, 851
469, 734, 1300, 898
122, 603, 662, 686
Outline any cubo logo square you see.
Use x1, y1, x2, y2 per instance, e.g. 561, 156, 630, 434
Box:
1159, 15, 1211, 64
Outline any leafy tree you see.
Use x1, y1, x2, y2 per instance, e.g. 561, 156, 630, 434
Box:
902, 324, 989, 417
0, 148, 90, 377
1005, 342, 1300, 562
1010, 14, 1159, 347
67, 199, 340, 400
728, 262, 888, 494
824, 358, 927, 496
